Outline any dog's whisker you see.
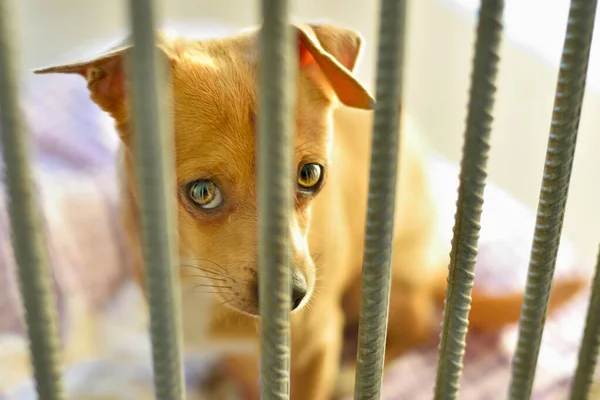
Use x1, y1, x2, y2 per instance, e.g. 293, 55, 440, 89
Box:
180, 263, 223, 275
218, 298, 235, 308
185, 274, 230, 283
192, 284, 232, 290
180, 258, 228, 273
311, 252, 323, 263
192, 290, 230, 296
180, 264, 234, 281
181, 263, 216, 272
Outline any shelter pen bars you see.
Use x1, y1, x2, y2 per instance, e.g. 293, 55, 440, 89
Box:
0, 0, 599, 399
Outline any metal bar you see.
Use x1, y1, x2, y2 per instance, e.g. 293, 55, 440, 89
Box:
570, 245, 600, 400
352, 1, 407, 399
257, 0, 296, 399
508, 0, 598, 398
433, 1, 504, 398
125, 1, 186, 399
0, 1, 66, 400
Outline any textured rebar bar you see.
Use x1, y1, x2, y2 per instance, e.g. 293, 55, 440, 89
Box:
570, 245, 600, 400
258, 0, 295, 399
126, 1, 186, 399
0, 2, 66, 399
433, 1, 504, 399
352, 1, 407, 399
508, 0, 598, 398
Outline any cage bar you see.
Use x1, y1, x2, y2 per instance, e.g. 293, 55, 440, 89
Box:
257, 0, 296, 399
433, 1, 504, 399
352, 1, 407, 399
570, 245, 600, 400
125, 0, 186, 399
508, 0, 598, 398
0, 1, 67, 399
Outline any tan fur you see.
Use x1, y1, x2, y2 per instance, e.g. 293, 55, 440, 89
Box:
35, 22, 586, 400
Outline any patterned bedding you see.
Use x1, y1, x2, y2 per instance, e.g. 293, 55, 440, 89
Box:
0, 61, 597, 400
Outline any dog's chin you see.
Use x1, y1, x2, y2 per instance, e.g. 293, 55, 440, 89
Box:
229, 303, 261, 318
217, 294, 260, 318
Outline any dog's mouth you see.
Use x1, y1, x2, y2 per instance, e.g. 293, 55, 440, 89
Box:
181, 260, 312, 316
216, 276, 310, 318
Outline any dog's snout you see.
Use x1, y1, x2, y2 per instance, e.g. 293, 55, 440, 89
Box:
291, 270, 308, 310
252, 269, 308, 313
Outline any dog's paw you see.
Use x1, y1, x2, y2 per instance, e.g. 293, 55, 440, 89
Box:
332, 363, 356, 400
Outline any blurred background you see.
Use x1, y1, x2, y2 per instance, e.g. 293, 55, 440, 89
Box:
12, 0, 600, 262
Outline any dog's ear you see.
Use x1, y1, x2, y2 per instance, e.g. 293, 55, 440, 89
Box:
294, 23, 375, 110
34, 36, 175, 124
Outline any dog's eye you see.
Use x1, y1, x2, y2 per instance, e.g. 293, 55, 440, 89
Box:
298, 163, 323, 190
188, 180, 223, 210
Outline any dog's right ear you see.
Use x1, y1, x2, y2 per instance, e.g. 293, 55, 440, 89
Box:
34, 38, 134, 121
34, 36, 175, 124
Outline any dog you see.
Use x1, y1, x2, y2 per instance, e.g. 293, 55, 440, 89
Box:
35, 21, 587, 400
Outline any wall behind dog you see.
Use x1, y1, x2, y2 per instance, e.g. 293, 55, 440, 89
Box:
14, 0, 600, 264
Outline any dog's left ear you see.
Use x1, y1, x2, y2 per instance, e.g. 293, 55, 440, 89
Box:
294, 23, 375, 110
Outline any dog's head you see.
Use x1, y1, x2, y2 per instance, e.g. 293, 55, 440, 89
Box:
35, 22, 374, 316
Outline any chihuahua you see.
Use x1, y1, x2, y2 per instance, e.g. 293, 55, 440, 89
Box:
35, 22, 586, 400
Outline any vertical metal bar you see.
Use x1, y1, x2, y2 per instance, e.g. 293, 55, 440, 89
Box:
508, 0, 598, 398
125, 1, 186, 399
258, 0, 295, 399
0, 1, 66, 400
433, 1, 504, 399
352, 1, 407, 399
570, 245, 600, 400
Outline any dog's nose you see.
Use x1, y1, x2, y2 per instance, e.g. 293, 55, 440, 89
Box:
291, 270, 308, 310
253, 271, 307, 311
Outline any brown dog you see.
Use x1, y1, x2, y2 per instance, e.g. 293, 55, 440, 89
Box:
36, 22, 586, 400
